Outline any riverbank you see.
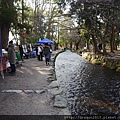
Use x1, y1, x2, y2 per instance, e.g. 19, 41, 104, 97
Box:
54, 50, 120, 115
48, 49, 71, 115
81, 51, 120, 72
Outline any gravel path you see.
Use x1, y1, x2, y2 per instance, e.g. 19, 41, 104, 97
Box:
0, 52, 62, 115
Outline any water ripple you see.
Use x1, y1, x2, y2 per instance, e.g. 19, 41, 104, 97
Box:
55, 51, 120, 115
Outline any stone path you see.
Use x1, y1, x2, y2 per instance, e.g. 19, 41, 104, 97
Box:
1, 89, 46, 94
0, 51, 65, 115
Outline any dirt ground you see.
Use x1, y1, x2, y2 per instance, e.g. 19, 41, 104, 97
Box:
0, 52, 62, 115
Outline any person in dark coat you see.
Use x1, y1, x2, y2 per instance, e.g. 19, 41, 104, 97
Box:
19, 45, 24, 61
8, 40, 16, 75
36, 45, 38, 60
98, 43, 102, 51
43, 43, 50, 66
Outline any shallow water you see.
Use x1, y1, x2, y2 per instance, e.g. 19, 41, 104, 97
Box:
55, 50, 120, 115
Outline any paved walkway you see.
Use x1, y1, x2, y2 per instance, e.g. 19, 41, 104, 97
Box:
0, 51, 62, 115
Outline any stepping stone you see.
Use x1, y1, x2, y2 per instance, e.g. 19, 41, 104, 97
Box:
49, 69, 55, 73
58, 108, 71, 115
47, 73, 54, 76
1, 90, 23, 93
35, 90, 45, 94
24, 90, 34, 93
48, 88, 62, 95
53, 95, 67, 108
48, 81, 59, 88
47, 78, 56, 82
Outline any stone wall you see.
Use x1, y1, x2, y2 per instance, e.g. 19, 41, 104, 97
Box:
82, 52, 120, 72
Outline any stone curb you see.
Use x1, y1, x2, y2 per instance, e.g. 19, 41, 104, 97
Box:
48, 50, 71, 115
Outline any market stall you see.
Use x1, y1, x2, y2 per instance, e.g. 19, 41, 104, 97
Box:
0, 49, 10, 72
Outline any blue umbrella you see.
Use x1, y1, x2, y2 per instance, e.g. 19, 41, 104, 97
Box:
38, 38, 54, 44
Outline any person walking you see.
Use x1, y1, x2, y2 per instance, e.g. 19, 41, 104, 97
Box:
37, 45, 42, 61
8, 40, 16, 75
43, 43, 50, 66
19, 45, 24, 61
35, 45, 38, 60
40, 44, 43, 61
49, 44, 52, 62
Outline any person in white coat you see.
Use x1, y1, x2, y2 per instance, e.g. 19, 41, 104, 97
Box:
37, 45, 42, 61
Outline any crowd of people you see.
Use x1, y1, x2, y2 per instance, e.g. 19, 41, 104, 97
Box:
36, 43, 52, 66
6, 41, 53, 76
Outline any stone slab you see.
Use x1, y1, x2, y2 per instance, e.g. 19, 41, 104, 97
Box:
53, 95, 67, 108
48, 88, 62, 95
35, 90, 45, 94
24, 90, 34, 93
1, 90, 23, 93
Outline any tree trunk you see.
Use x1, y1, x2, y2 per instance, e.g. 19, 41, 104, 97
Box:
102, 23, 109, 54
70, 41, 72, 51
86, 40, 90, 51
75, 43, 79, 50
1, 0, 14, 49
91, 34, 99, 53
102, 35, 107, 54
110, 25, 115, 53
102, 42, 106, 54
1, 24, 10, 49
